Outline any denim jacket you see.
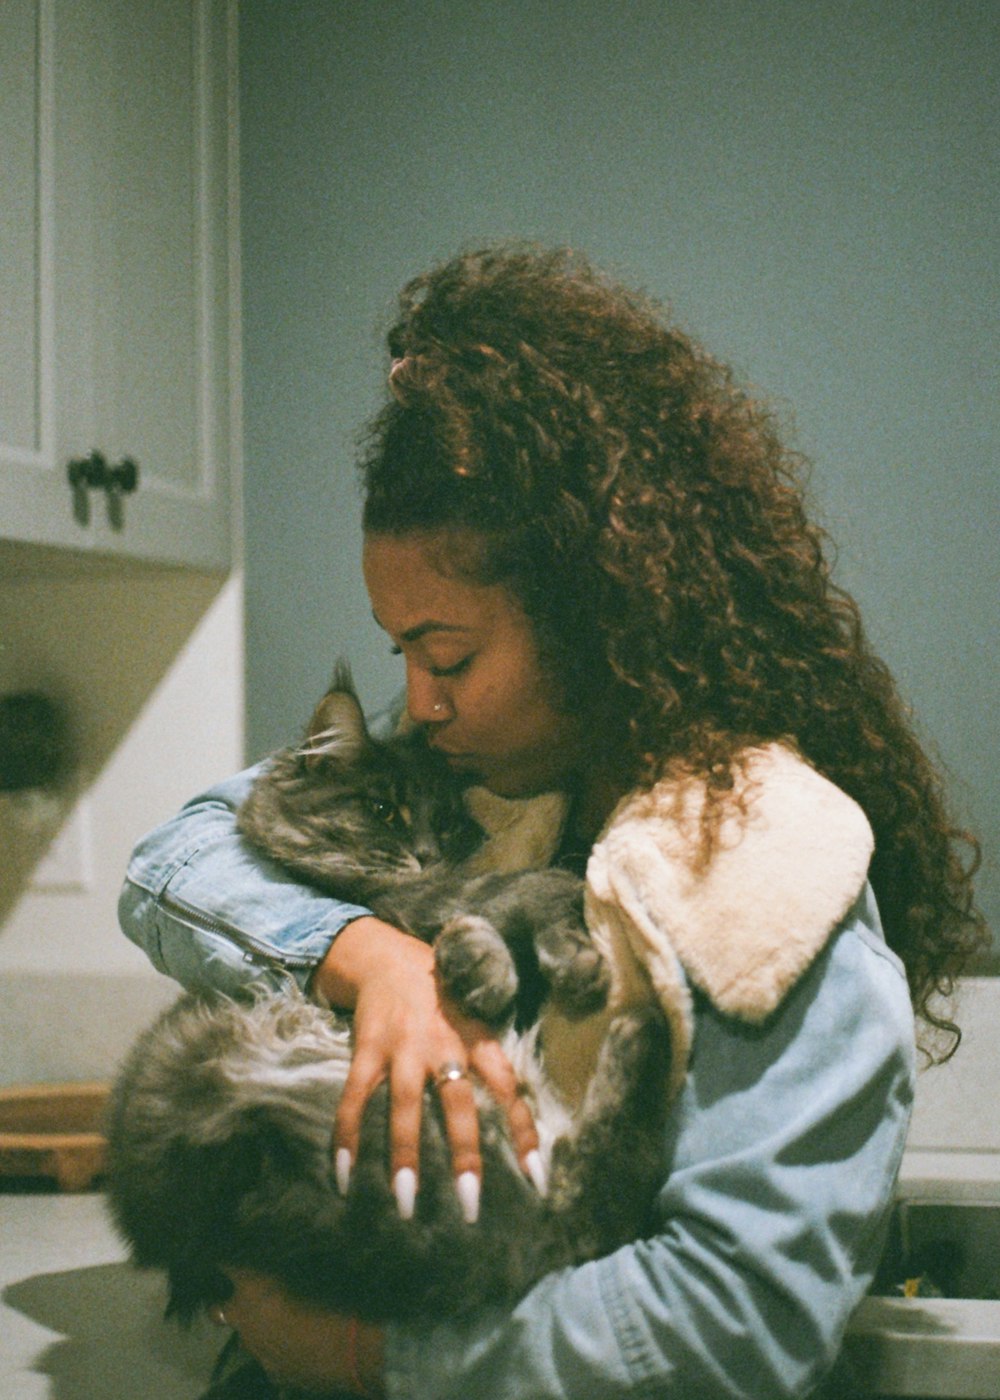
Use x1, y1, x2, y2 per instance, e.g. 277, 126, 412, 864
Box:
119, 765, 915, 1399
119, 765, 370, 997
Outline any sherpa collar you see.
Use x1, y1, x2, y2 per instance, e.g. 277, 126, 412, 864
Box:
466, 743, 874, 1105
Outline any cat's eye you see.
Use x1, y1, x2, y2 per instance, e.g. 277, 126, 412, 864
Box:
368, 798, 399, 824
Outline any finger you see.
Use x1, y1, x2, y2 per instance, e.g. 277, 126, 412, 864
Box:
435, 1073, 482, 1220
333, 1045, 386, 1192
508, 1096, 547, 1194
469, 1040, 543, 1189
388, 1060, 426, 1217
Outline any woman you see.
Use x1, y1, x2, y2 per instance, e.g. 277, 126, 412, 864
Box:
120, 246, 984, 1398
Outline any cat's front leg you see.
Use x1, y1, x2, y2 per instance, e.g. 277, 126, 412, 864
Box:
495, 869, 609, 1018
433, 916, 520, 1025
548, 1004, 673, 1259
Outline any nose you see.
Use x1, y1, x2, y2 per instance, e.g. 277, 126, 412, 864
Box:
404, 664, 452, 726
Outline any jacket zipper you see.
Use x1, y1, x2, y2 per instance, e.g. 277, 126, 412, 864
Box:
158, 889, 316, 972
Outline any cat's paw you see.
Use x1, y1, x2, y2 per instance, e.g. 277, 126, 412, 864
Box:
536, 920, 610, 1017
434, 916, 519, 1025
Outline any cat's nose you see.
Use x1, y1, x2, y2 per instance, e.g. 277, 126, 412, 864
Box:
411, 837, 441, 868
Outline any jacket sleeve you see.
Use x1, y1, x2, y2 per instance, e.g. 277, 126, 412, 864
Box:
118, 765, 372, 998
384, 891, 915, 1400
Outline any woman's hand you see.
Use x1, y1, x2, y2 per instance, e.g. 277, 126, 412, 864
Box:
215, 1269, 383, 1396
313, 916, 543, 1219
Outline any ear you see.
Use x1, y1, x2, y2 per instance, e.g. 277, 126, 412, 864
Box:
301, 682, 369, 766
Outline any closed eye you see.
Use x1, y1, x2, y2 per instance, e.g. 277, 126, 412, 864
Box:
429, 656, 472, 678
388, 645, 473, 680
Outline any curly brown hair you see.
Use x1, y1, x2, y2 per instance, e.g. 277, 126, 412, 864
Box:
361, 244, 986, 1053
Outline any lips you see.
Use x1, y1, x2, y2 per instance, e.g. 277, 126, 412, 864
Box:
430, 742, 474, 764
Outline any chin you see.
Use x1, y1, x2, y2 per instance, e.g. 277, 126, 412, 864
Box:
477, 767, 564, 800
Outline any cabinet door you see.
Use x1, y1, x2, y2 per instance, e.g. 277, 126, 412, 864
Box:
0, 0, 236, 571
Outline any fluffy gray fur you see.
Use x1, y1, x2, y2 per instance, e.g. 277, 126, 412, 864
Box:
106, 670, 672, 1324
235, 664, 606, 1028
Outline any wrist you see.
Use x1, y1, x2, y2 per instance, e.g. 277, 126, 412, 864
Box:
311, 916, 434, 1009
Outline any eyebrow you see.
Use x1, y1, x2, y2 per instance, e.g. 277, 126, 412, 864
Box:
372, 613, 472, 644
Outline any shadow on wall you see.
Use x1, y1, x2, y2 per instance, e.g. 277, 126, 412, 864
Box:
0, 554, 228, 923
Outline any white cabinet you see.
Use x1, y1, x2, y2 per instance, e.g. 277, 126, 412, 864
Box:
0, 0, 237, 571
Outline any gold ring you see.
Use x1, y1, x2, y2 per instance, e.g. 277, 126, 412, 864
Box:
434, 1061, 468, 1088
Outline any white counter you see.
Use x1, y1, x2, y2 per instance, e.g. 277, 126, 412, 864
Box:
1, 1192, 221, 1399
844, 978, 1000, 1399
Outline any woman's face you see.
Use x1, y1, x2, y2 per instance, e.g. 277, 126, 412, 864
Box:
362, 531, 581, 797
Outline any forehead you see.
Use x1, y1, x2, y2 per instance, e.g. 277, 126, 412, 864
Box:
362, 531, 517, 638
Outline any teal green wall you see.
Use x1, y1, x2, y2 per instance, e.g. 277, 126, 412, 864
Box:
240, 0, 997, 962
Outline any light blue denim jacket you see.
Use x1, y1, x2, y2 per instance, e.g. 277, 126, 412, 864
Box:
119, 772, 915, 1399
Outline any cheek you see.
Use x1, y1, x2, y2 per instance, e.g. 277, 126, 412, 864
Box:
483, 690, 562, 756
461, 690, 509, 748
471, 668, 538, 740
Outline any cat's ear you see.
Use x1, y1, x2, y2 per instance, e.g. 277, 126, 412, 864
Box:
300, 685, 369, 766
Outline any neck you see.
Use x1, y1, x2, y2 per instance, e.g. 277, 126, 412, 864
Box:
570, 764, 630, 847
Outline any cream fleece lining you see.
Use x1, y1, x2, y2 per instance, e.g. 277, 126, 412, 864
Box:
465, 744, 874, 1106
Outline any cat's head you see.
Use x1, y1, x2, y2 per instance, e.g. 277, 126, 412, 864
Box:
237, 665, 482, 892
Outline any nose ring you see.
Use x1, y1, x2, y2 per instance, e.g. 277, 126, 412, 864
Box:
432, 702, 445, 713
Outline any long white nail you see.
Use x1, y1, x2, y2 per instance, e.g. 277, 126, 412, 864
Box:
394, 1167, 417, 1220
456, 1170, 480, 1224
524, 1149, 548, 1197
335, 1148, 352, 1196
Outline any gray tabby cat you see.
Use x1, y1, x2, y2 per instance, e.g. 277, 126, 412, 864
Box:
106, 670, 672, 1325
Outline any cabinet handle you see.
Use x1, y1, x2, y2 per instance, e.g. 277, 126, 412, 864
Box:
67, 451, 139, 530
